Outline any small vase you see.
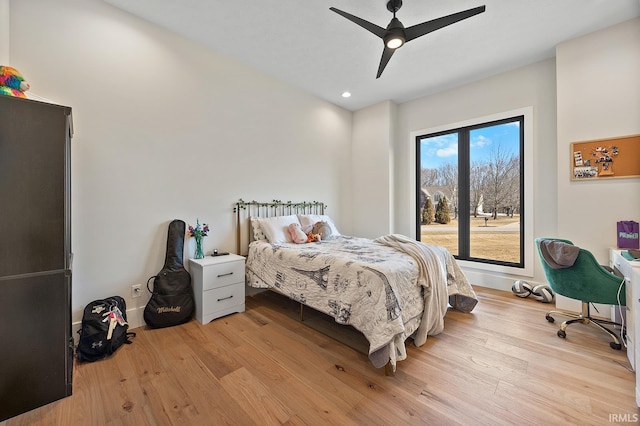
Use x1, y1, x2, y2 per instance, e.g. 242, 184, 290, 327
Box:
194, 235, 204, 259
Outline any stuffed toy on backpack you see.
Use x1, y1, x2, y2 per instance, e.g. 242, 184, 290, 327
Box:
0, 65, 30, 98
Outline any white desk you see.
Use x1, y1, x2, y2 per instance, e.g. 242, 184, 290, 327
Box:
610, 249, 640, 406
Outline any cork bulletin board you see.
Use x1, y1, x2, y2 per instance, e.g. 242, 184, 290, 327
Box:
571, 134, 640, 181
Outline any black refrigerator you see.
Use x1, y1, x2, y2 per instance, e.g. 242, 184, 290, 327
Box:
0, 95, 73, 421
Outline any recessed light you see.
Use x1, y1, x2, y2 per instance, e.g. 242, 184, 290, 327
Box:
341, 91, 351, 98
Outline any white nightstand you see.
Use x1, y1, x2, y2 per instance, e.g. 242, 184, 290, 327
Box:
189, 254, 246, 324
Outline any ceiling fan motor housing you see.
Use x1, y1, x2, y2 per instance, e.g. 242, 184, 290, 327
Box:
387, 0, 403, 13
384, 17, 406, 48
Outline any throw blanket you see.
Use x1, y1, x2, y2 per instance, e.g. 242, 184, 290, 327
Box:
375, 234, 478, 346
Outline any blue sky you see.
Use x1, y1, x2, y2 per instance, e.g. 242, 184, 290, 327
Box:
419, 121, 520, 169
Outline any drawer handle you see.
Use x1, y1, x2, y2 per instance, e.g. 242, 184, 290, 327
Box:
217, 295, 234, 302
217, 272, 234, 278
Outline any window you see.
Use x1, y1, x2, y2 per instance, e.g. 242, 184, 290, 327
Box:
416, 115, 524, 268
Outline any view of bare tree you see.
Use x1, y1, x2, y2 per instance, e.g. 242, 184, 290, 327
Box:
469, 161, 486, 217
420, 143, 520, 219
420, 168, 438, 187
481, 143, 520, 219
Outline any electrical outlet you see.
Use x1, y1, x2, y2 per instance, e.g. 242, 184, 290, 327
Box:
131, 284, 142, 298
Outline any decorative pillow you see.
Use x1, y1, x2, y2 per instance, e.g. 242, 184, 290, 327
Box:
254, 215, 301, 243
250, 217, 267, 242
298, 214, 341, 236
312, 221, 335, 240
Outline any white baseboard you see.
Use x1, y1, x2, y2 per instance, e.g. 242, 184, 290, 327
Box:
71, 281, 617, 342
462, 268, 544, 292
126, 306, 147, 331
459, 268, 624, 320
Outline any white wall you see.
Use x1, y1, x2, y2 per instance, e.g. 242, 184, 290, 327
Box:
394, 59, 558, 290
555, 18, 640, 313
9, 0, 353, 328
351, 100, 396, 238
0, 0, 8, 63
556, 18, 640, 263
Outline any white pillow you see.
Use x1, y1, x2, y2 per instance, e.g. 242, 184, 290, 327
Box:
254, 215, 301, 243
249, 217, 267, 241
297, 214, 341, 236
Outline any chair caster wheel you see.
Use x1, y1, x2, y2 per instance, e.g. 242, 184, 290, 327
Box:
557, 330, 566, 338
546, 315, 555, 323
610, 342, 622, 350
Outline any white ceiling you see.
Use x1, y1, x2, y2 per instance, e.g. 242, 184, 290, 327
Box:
103, 0, 640, 111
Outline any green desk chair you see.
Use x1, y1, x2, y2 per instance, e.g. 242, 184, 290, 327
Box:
535, 237, 627, 349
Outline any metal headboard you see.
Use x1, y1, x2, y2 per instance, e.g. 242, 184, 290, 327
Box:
233, 199, 326, 256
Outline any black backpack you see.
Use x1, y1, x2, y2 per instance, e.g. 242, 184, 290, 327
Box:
77, 296, 135, 362
143, 219, 195, 328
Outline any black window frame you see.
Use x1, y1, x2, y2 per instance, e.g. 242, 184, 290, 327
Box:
415, 115, 525, 268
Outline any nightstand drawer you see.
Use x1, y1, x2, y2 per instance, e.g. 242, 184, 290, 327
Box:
190, 254, 246, 324
202, 283, 244, 315
202, 261, 245, 291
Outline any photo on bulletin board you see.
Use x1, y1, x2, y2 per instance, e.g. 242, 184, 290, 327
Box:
570, 134, 640, 181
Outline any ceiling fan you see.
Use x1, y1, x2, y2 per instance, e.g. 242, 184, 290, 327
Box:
330, 1, 486, 78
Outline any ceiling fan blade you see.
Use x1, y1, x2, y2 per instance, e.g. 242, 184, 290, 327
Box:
404, 5, 486, 42
376, 46, 396, 79
329, 7, 386, 39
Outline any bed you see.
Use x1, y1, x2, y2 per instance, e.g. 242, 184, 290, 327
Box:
234, 199, 478, 372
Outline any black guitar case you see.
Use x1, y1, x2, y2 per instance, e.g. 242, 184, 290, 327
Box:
144, 219, 195, 328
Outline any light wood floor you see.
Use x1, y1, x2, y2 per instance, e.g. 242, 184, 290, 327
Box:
5, 287, 639, 425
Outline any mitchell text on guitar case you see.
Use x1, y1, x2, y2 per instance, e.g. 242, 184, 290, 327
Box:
144, 219, 195, 328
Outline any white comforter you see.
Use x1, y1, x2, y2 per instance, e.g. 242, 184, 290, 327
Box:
245, 235, 477, 369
